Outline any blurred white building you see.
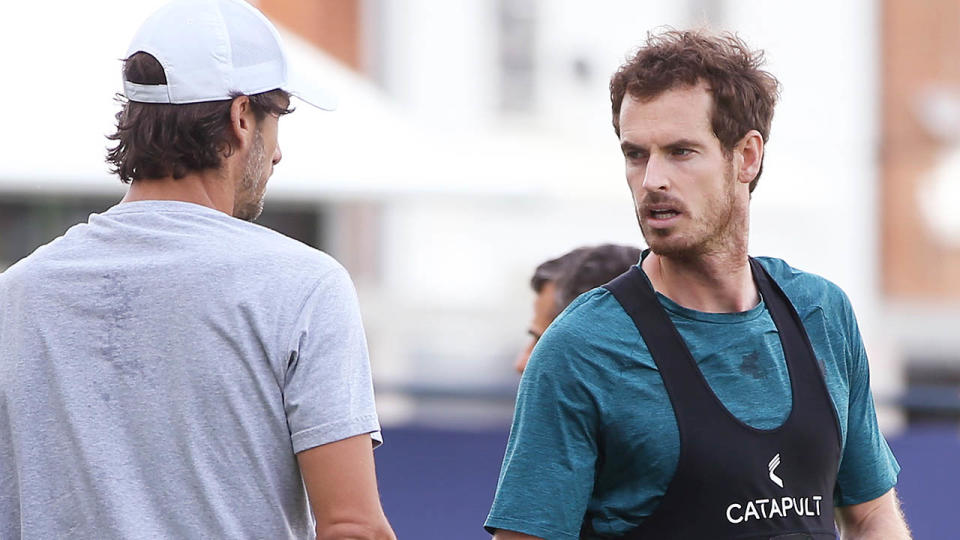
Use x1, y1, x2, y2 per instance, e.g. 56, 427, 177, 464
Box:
1, 0, 913, 429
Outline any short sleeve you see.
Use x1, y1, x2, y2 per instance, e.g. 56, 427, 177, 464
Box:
834, 296, 900, 506
283, 266, 381, 454
484, 316, 602, 540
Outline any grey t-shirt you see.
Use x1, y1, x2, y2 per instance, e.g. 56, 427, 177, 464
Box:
0, 201, 382, 539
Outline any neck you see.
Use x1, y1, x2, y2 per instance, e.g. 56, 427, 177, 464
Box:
642, 239, 758, 313
121, 166, 237, 216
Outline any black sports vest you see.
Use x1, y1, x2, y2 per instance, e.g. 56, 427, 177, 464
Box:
599, 258, 842, 540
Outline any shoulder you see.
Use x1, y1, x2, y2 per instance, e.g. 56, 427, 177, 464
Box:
754, 256, 863, 383
237, 221, 337, 266
0, 231, 69, 290
528, 285, 651, 377
109, 202, 340, 280
549, 287, 643, 347
218, 220, 348, 286
754, 256, 853, 317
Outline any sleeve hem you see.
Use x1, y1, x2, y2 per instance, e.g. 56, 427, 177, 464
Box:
836, 473, 899, 507
484, 515, 580, 540
291, 413, 381, 453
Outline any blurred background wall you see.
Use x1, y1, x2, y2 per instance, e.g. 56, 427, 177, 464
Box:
1, 0, 957, 538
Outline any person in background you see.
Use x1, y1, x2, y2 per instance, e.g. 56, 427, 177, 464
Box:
516, 244, 641, 374
487, 29, 910, 539
0, 1, 394, 539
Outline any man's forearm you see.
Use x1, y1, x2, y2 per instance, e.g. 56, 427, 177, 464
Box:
839, 513, 911, 540
840, 514, 911, 540
837, 489, 911, 540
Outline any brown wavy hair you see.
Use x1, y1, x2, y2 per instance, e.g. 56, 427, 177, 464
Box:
609, 30, 780, 192
106, 52, 293, 183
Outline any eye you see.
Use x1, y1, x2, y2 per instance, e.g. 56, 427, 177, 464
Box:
671, 147, 693, 156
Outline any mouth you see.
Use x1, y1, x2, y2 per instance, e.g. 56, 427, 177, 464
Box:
650, 209, 680, 219
644, 205, 683, 227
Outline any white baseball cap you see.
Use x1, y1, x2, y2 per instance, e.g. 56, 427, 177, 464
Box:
123, 0, 337, 110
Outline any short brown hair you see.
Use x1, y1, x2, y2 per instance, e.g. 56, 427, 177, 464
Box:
609, 30, 780, 192
106, 52, 293, 183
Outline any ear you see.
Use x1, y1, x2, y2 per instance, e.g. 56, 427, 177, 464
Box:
228, 95, 255, 153
736, 130, 764, 186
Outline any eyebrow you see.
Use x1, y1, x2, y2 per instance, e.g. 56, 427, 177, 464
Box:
664, 138, 704, 150
620, 141, 646, 154
620, 138, 705, 153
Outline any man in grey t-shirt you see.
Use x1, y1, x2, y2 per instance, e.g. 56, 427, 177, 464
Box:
0, 1, 395, 538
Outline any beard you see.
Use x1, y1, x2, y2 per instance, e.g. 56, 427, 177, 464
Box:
234, 130, 269, 222
636, 160, 744, 259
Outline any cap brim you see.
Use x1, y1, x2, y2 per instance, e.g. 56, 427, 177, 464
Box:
285, 69, 338, 111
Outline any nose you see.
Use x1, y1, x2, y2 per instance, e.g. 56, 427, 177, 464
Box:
641, 154, 669, 192
272, 144, 282, 166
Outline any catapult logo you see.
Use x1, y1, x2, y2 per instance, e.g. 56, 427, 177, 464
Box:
724, 453, 825, 525
769, 453, 783, 488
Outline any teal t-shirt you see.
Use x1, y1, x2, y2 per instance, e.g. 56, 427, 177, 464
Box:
485, 257, 900, 540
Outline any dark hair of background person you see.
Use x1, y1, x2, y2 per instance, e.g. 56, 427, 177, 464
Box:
609, 29, 780, 193
553, 244, 642, 310
106, 52, 294, 183
530, 247, 589, 295
531, 244, 641, 317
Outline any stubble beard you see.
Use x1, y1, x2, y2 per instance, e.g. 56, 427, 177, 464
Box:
637, 160, 745, 260
234, 130, 268, 222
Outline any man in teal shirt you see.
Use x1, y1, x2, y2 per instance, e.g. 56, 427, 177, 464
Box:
485, 30, 910, 539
